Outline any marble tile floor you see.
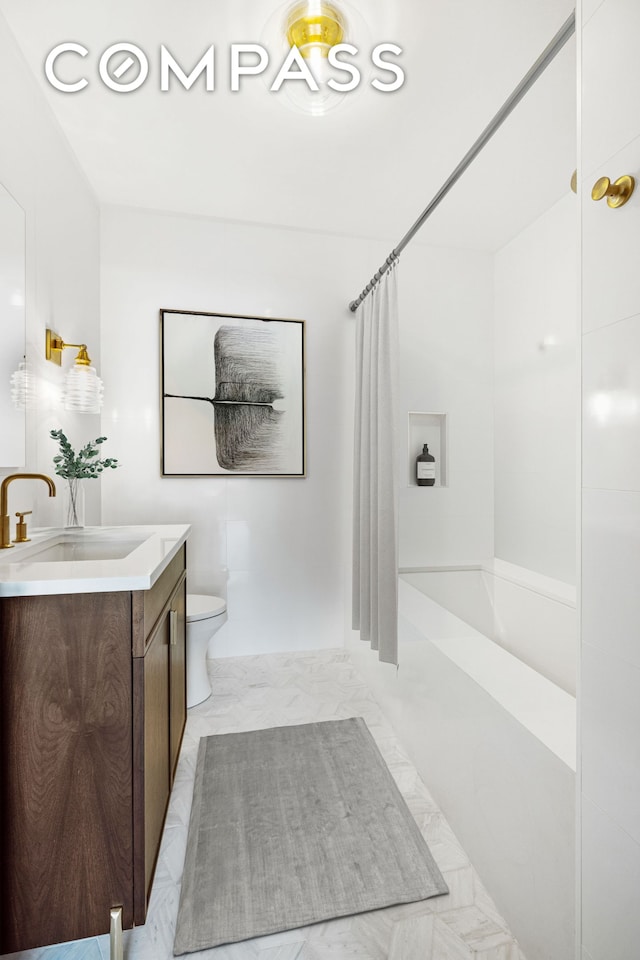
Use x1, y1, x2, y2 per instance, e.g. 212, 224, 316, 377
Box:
3, 649, 527, 960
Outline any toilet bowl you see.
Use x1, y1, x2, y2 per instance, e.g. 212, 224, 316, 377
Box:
186, 594, 227, 708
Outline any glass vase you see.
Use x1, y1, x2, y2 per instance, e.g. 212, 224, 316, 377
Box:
63, 478, 85, 528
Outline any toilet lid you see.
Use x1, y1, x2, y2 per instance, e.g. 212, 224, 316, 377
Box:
187, 594, 227, 622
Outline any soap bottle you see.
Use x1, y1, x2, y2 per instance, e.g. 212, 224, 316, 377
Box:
416, 444, 436, 486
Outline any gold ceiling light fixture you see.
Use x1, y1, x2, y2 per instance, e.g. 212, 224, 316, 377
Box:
45, 328, 104, 414
263, 0, 369, 116
285, 1, 346, 59
280, 0, 350, 115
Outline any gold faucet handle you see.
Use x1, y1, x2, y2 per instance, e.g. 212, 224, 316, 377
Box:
13, 510, 32, 544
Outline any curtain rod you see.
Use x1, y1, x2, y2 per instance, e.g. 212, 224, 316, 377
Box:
348, 10, 576, 312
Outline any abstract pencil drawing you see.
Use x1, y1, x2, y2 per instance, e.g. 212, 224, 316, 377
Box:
161, 311, 305, 477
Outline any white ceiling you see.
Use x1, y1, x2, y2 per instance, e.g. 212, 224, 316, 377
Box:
0, 0, 576, 252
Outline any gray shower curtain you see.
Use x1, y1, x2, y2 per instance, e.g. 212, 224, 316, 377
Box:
352, 263, 399, 665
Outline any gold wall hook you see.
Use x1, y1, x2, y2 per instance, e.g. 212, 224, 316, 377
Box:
570, 169, 577, 194
591, 174, 635, 208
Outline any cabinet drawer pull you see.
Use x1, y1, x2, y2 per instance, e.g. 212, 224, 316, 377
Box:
110, 906, 123, 960
169, 609, 178, 645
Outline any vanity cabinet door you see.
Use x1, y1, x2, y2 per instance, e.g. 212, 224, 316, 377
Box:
0, 591, 134, 953
169, 577, 187, 778
141, 615, 171, 902
132, 564, 187, 923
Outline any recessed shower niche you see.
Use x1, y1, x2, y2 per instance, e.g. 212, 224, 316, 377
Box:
408, 412, 447, 487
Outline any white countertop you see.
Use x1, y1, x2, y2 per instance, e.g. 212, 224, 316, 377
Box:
0, 524, 190, 597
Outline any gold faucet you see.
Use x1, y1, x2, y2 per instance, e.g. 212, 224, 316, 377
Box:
0, 474, 56, 549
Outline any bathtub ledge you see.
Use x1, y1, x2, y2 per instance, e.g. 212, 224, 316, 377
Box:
483, 557, 576, 608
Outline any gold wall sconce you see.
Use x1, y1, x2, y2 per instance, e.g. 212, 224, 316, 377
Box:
591, 174, 635, 208
45, 328, 104, 414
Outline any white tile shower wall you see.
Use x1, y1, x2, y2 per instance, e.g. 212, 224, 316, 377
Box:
580, 0, 640, 957
99, 205, 383, 656
397, 242, 494, 568
494, 193, 578, 585
0, 13, 101, 525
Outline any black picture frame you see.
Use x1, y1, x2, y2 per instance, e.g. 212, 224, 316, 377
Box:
161, 309, 306, 477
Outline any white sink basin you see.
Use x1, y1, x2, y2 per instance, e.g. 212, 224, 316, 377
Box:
15, 536, 146, 563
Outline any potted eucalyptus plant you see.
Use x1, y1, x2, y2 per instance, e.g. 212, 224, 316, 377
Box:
50, 429, 119, 528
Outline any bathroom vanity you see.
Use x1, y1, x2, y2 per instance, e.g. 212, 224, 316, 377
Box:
0, 524, 189, 953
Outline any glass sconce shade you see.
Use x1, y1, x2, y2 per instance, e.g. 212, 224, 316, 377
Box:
63, 363, 104, 414
10, 359, 35, 410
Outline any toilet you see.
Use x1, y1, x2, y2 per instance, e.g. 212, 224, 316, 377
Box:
186, 594, 227, 708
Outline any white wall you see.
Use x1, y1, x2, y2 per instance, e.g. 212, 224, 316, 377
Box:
100, 205, 384, 656
0, 12, 101, 525
398, 242, 494, 568
494, 194, 578, 585
579, 1, 640, 957
101, 211, 495, 656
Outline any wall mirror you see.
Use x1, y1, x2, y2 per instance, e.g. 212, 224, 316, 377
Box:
0, 182, 26, 468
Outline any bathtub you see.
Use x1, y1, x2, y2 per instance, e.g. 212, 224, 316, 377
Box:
402, 558, 577, 695
347, 560, 577, 960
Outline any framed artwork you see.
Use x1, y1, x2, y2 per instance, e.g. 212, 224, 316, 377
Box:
161, 310, 305, 477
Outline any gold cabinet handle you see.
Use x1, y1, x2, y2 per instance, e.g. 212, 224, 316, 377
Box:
13, 510, 32, 544
591, 174, 635, 208
169, 608, 178, 645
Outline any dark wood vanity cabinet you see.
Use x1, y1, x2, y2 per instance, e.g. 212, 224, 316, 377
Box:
132, 547, 187, 922
0, 545, 187, 954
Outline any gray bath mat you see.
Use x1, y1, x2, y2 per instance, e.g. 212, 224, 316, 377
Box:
174, 717, 448, 955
